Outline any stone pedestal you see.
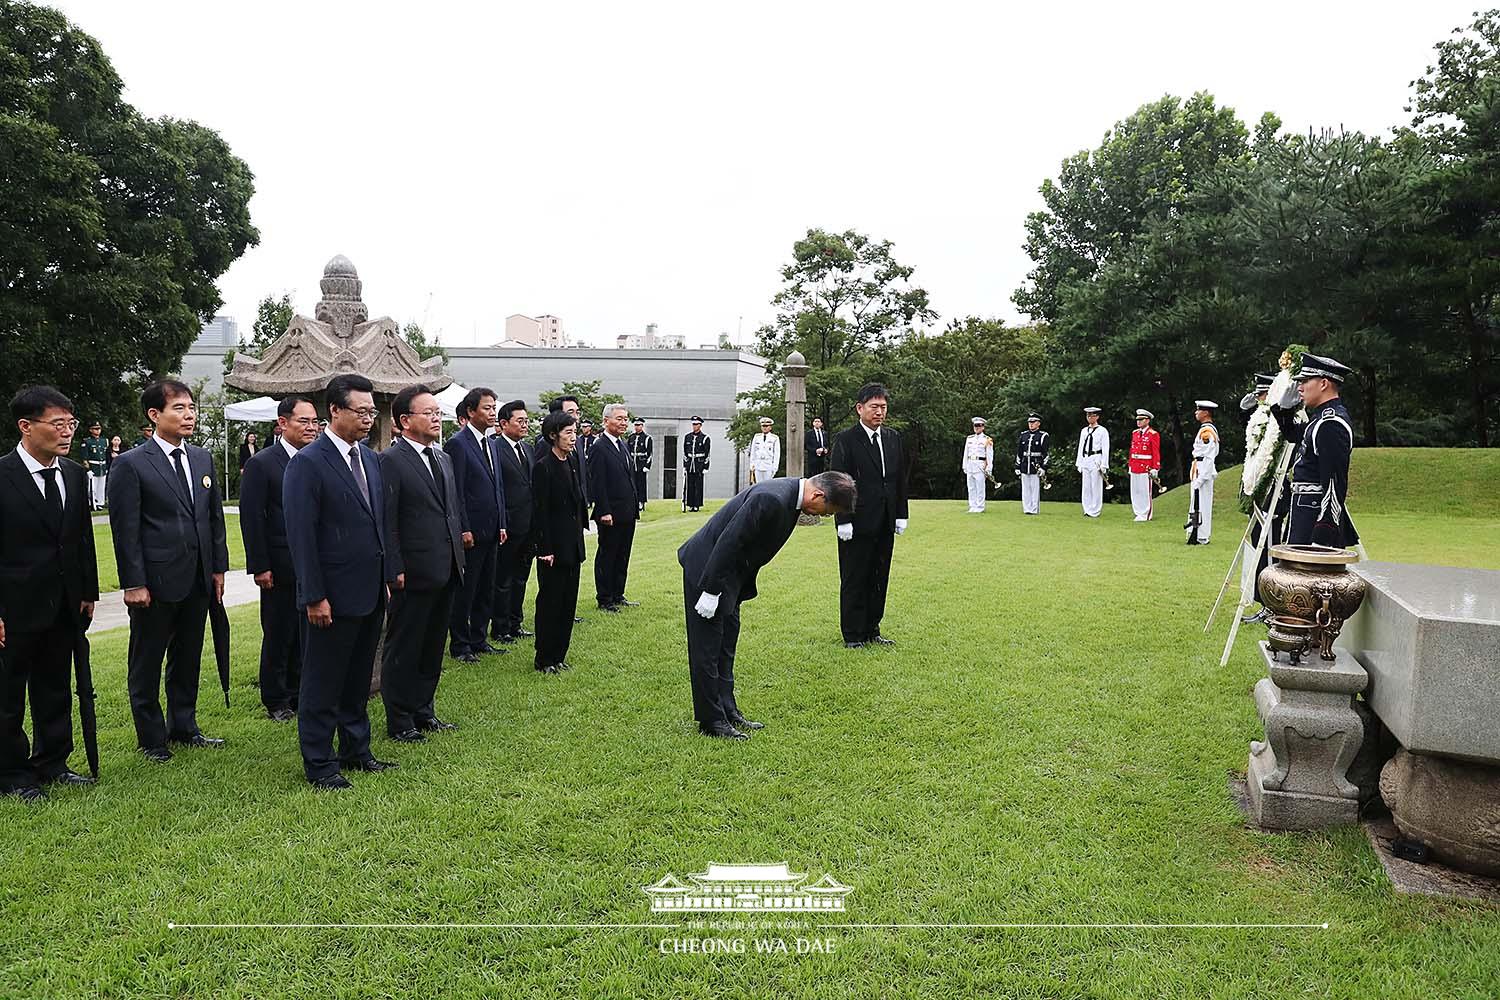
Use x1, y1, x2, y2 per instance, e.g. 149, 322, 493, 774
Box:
1380, 749, 1500, 876
1247, 642, 1368, 829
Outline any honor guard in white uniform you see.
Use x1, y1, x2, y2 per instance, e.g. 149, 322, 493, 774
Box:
1075, 407, 1109, 517
961, 417, 994, 512
1127, 409, 1161, 521
747, 416, 780, 485
1186, 400, 1219, 544
1015, 413, 1049, 515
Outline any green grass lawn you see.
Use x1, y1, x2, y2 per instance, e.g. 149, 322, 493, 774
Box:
92, 515, 244, 593
4, 458, 1497, 998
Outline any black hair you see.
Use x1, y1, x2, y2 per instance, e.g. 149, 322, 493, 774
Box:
9, 385, 74, 423
141, 379, 193, 416
541, 409, 577, 443
809, 471, 857, 513
462, 386, 497, 419
855, 383, 889, 406
277, 395, 313, 418
547, 394, 579, 413
498, 399, 528, 424
326, 374, 374, 410
391, 384, 433, 430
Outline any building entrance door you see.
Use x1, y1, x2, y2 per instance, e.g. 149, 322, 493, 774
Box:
663, 435, 678, 499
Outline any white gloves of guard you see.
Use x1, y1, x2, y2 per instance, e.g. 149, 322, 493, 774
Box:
694, 592, 720, 619
894, 519, 908, 536
836, 523, 854, 542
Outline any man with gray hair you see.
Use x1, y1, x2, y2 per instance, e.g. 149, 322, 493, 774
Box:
588, 402, 641, 611
679, 472, 856, 739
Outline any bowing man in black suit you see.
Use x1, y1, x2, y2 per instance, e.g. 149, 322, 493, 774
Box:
0, 387, 100, 800
240, 396, 319, 722
490, 400, 537, 643
680, 472, 855, 738
830, 383, 909, 648
587, 403, 640, 611
107, 379, 229, 761
282, 374, 397, 791
531, 411, 588, 674
380, 385, 468, 743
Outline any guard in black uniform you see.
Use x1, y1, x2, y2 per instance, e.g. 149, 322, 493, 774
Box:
627, 418, 653, 513
1015, 413, 1050, 515
682, 417, 710, 512
1276, 354, 1359, 548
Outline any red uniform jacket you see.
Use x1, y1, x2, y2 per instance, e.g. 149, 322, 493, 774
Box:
1127, 427, 1161, 474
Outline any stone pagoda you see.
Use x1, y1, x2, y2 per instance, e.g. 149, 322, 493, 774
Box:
225, 254, 452, 447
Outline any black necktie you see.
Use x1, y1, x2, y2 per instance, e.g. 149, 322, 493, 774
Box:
481, 434, 494, 477
170, 448, 193, 506
424, 447, 447, 511
39, 466, 62, 523
872, 430, 886, 477
514, 441, 530, 482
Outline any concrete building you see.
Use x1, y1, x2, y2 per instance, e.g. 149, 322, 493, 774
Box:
616, 322, 685, 351
503, 313, 566, 348
183, 343, 770, 499
194, 315, 239, 349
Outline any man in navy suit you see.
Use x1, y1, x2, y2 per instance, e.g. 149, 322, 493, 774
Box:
443, 387, 506, 663
239, 396, 318, 722
107, 379, 229, 761
490, 400, 536, 643
283, 374, 397, 791
587, 403, 640, 611
679, 472, 855, 738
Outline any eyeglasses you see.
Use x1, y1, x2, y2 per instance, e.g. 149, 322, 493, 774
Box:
412, 408, 443, 418
27, 417, 79, 432
339, 407, 379, 420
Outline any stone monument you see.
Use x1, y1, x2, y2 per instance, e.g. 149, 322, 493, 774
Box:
225, 255, 453, 447
782, 351, 819, 525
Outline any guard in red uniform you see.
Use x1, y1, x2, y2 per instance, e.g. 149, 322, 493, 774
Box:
1127, 408, 1161, 522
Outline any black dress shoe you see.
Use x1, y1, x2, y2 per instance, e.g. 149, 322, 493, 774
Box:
728, 713, 765, 731
573, 616, 584, 623
310, 774, 353, 791
597, 603, 620, 613
170, 733, 226, 749
456, 652, 482, 664
557, 661, 573, 671
515, 628, 534, 638
535, 663, 560, 674
868, 635, 896, 646
390, 728, 427, 743
616, 599, 640, 608
417, 717, 458, 732
346, 758, 399, 772
843, 641, 866, 649
3, 785, 46, 803
477, 643, 507, 656
45, 769, 97, 786
268, 708, 296, 723
700, 723, 749, 741
141, 746, 173, 763
495, 633, 517, 644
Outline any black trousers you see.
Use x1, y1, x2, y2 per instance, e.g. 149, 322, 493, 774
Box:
684, 472, 704, 509
298, 594, 385, 780
0, 604, 75, 788
593, 517, 636, 607
490, 537, 533, 638
838, 528, 895, 643
534, 559, 580, 668
683, 571, 741, 728
632, 470, 648, 507
258, 577, 301, 712
449, 537, 496, 657
381, 578, 457, 735
126, 576, 209, 749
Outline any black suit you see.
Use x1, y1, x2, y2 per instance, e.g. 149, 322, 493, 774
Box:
830, 424, 908, 643
532, 447, 587, 668
107, 439, 229, 749
587, 434, 639, 608
380, 439, 466, 735
804, 427, 829, 474
0, 452, 98, 788
491, 433, 536, 640
677, 477, 803, 728
240, 443, 301, 713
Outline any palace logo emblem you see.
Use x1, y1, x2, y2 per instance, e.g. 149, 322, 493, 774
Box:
643, 862, 852, 913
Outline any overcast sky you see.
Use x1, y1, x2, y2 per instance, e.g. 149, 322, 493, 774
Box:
47, 0, 1477, 348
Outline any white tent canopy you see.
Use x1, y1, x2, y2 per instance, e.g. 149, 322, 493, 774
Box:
436, 382, 469, 419
224, 396, 280, 421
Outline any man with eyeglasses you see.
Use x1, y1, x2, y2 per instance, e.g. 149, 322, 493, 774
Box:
107, 379, 229, 763
0, 386, 100, 801
239, 396, 319, 722
283, 374, 397, 790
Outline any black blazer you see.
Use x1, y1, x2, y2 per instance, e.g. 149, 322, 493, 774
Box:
237, 441, 258, 472
240, 443, 295, 580
0, 453, 99, 630
830, 423, 908, 535
533, 432, 590, 506
532, 448, 587, 567
107, 440, 229, 603
677, 477, 801, 605
282, 432, 388, 616
804, 427, 829, 464
586, 434, 639, 524
380, 439, 466, 591
496, 433, 535, 545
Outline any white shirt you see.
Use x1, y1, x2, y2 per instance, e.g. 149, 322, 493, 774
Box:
323, 427, 367, 485
861, 422, 887, 476
400, 434, 440, 484
279, 436, 299, 462
152, 432, 194, 497
500, 432, 530, 470
15, 444, 66, 508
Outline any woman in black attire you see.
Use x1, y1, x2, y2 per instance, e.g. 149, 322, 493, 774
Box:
532, 410, 587, 674
237, 430, 259, 476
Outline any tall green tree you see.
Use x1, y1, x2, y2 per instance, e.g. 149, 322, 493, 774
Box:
402, 322, 449, 364
0, 2, 258, 439
537, 380, 625, 428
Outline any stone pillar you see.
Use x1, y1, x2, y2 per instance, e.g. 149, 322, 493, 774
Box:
784, 350, 808, 480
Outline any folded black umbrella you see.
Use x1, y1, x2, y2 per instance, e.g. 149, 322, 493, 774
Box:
72, 628, 100, 780
210, 600, 231, 708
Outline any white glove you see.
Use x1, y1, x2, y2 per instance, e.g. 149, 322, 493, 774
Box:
836, 523, 854, 542
894, 518, 908, 536
694, 592, 720, 619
